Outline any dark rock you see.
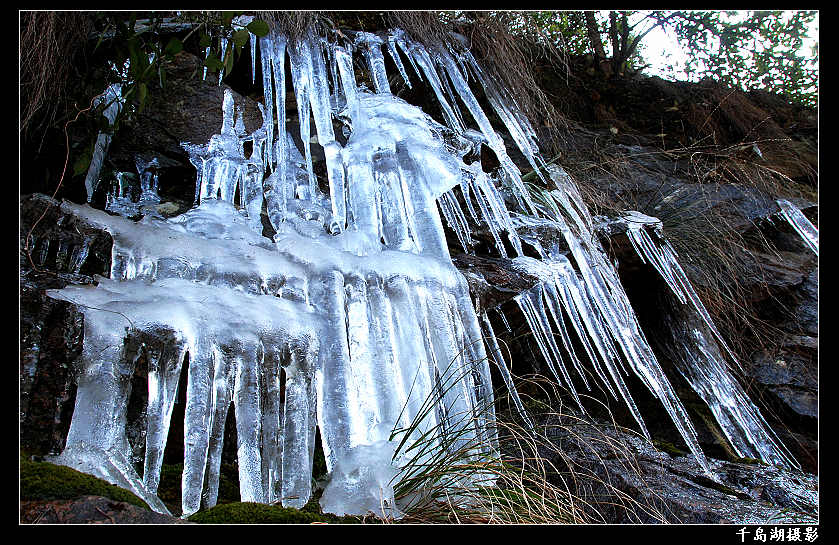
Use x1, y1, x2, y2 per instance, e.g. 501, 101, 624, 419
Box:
451, 252, 539, 312
20, 194, 116, 456
20, 495, 193, 524
20, 193, 114, 277
533, 412, 818, 524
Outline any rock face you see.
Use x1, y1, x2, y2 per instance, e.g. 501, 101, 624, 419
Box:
535, 412, 818, 524
20, 193, 114, 457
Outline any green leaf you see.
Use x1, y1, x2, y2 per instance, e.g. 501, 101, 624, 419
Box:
246, 20, 270, 37
232, 29, 250, 48
72, 149, 92, 177
137, 82, 148, 112
224, 47, 234, 76
203, 55, 224, 72
198, 33, 211, 49
164, 37, 183, 56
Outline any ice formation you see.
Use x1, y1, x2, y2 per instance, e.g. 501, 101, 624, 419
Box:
777, 199, 819, 256
84, 81, 125, 202
47, 25, 799, 518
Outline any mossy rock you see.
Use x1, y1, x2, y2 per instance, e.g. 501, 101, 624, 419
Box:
652, 439, 690, 457
20, 453, 149, 510
187, 501, 363, 524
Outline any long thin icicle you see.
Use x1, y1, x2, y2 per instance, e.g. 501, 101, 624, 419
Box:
777, 199, 819, 256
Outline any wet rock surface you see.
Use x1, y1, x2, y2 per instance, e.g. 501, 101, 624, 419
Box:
535, 413, 818, 524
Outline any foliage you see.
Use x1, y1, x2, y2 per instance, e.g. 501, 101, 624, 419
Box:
88, 11, 271, 119
447, 11, 818, 108
665, 11, 818, 107
387, 357, 670, 523
19, 12, 92, 139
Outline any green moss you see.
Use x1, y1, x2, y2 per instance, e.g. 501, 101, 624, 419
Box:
20, 453, 149, 510
732, 456, 765, 466
187, 501, 364, 524
652, 439, 689, 457
690, 475, 753, 501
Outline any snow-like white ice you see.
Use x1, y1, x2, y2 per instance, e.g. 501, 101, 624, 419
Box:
48, 25, 800, 518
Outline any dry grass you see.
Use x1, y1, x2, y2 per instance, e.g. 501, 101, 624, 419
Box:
389, 353, 673, 524
20, 12, 92, 140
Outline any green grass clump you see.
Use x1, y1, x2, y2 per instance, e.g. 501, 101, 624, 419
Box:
187, 501, 363, 524
20, 452, 149, 510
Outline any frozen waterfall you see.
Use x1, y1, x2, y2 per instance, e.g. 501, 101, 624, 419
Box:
47, 25, 798, 518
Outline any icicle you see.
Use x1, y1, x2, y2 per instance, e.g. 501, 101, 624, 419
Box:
288, 38, 317, 199
203, 46, 211, 81
251, 32, 257, 84
218, 37, 229, 85
481, 312, 534, 429
259, 34, 275, 174
404, 41, 464, 131
386, 34, 411, 89
84, 82, 124, 202
306, 35, 347, 230
618, 211, 798, 468
777, 199, 819, 256
355, 32, 391, 94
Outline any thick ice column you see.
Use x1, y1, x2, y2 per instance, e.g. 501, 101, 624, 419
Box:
50, 311, 170, 514
415, 282, 480, 454
142, 330, 187, 495
366, 273, 411, 433
242, 160, 265, 232
305, 35, 348, 231
334, 45, 359, 120
374, 148, 414, 251
233, 336, 266, 503
385, 275, 440, 441
395, 149, 451, 259
345, 149, 382, 249
343, 274, 383, 444
259, 341, 284, 504
280, 339, 319, 508
313, 271, 354, 473
62, 326, 135, 457
288, 38, 318, 199
451, 283, 499, 452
